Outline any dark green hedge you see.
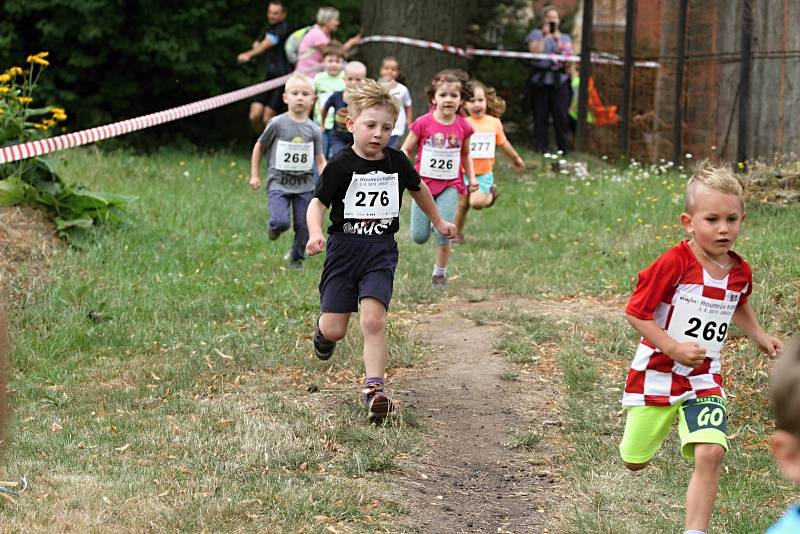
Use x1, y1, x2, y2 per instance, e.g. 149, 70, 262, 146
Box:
0, 0, 360, 148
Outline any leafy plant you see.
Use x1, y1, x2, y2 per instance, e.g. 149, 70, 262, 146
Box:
0, 53, 134, 235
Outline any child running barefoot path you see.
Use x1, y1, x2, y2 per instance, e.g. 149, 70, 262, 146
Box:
401, 71, 477, 287
249, 74, 326, 269
306, 79, 456, 421
454, 80, 525, 244
619, 163, 783, 534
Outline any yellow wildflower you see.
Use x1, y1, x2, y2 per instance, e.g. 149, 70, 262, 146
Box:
49, 106, 65, 114
34, 123, 48, 130
17, 96, 33, 104
0, 87, 9, 94
53, 112, 67, 121
5, 67, 23, 77
0, 74, 9, 83
26, 52, 50, 65
42, 118, 56, 127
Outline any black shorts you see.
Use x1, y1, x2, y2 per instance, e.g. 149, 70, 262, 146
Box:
319, 234, 399, 313
253, 84, 287, 113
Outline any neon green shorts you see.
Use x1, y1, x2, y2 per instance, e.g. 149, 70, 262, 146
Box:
619, 396, 728, 463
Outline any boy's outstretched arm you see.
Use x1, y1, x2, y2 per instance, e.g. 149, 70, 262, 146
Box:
732, 302, 783, 357
249, 142, 265, 190
626, 314, 707, 368
306, 198, 328, 256
409, 182, 456, 238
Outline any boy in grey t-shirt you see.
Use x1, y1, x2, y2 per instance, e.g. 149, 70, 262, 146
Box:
250, 74, 326, 268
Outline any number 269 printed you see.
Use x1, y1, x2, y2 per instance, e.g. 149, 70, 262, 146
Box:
683, 317, 728, 343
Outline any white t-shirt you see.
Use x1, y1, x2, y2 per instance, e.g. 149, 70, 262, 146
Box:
389, 82, 412, 137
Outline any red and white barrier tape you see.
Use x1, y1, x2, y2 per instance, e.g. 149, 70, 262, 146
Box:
360, 35, 660, 68
1, 34, 658, 165
0, 67, 321, 165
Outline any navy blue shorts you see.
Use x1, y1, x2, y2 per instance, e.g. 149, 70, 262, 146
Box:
319, 234, 399, 313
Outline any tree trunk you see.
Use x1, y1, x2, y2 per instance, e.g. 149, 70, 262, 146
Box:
358, 0, 470, 119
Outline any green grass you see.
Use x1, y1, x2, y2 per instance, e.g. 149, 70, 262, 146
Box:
3, 146, 798, 531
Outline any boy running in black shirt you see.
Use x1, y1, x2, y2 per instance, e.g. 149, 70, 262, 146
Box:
306, 79, 456, 421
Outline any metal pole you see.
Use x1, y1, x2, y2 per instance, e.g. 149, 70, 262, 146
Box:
620, 0, 636, 157
672, 0, 688, 165
576, 0, 594, 152
736, 0, 753, 169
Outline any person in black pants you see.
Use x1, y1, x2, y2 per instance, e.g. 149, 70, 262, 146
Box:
237, 1, 293, 132
524, 6, 574, 153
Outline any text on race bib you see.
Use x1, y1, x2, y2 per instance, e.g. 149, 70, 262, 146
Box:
419, 146, 460, 180
343, 172, 400, 220
469, 132, 496, 159
275, 140, 314, 172
666, 293, 738, 358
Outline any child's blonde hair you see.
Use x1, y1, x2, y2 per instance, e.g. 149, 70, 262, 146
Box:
685, 160, 745, 213
771, 335, 800, 437
284, 73, 314, 91
467, 80, 507, 118
347, 78, 399, 121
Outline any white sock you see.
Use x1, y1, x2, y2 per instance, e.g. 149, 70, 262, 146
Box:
432, 265, 447, 277
683, 530, 705, 534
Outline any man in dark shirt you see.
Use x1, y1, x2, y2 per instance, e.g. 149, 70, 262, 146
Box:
237, 1, 293, 132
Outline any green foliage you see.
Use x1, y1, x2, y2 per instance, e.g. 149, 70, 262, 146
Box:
0, 159, 134, 231
0, 0, 361, 148
0, 53, 133, 235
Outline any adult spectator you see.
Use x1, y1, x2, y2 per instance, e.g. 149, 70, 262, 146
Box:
296, 7, 361, 73
237, 1, 293, 132
525, 5, 573, 153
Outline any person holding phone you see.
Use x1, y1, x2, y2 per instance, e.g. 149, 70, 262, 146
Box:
524, 5, 573, 154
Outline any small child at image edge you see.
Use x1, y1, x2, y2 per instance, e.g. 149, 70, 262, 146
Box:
767, 334, 800, 533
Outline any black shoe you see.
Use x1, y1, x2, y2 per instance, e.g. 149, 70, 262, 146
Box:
313, 320, 336, 360
268, 226, 281, 241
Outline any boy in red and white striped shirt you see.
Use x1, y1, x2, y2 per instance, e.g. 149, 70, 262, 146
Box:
619, 162, 783, 534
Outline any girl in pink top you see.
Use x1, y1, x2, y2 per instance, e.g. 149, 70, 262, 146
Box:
296, 6, 361, 73
402, 71, 478, 287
